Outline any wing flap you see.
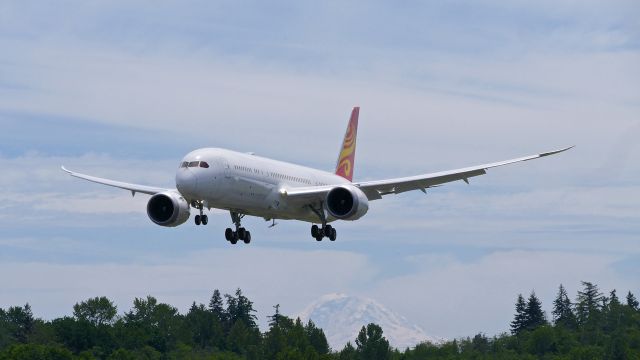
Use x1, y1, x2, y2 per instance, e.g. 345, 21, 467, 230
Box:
61, 166, 171, 195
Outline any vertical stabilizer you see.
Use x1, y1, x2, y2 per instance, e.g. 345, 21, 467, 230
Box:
335, 107, 359, 181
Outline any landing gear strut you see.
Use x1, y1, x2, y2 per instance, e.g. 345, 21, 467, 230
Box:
308, 203, 337, 241
225, 211, 251, 244
193, 201, 208, 226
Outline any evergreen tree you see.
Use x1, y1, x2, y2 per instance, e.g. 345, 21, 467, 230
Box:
305, 319, 330, 355
209, 289, 227, 325
355, 323, 391, 360
575, 281, 605, 345
469, 333, 490, 354
288, 318, 310, 353
268, 304, 282, 328
553, 284, 576, 329
510, 294, 528, 335
603, 290, 623, 334
626, 291, 639, 311
185, 302, 223, 349
524, 291, 546, 330
339, 342, 357, 360
226, 320, 250, 355
225, 288, 258, 330
576, 281, 603, 325
0, 309, 10, 348
263, 305, 288, 359
609, 290, 620, 307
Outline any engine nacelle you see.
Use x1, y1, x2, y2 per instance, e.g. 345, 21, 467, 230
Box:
325, 185, 369, 221
146, 191, 190, 227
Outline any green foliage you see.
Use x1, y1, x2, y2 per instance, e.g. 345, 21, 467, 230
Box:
511, 294, 528, 335
553, 284, 577, 330
355, 323, 391, 360
338, 342, 356, 360
524, 291, 547, 330
0, 343, 73, 360
225, 288, 258, 329
263, 305, 329, 359
4, 304, 35, 343
73, 296, 117, 327
185, 302, 224, 350
627, 291, 639, 311
1, 283, 639, 359
576, 282, 603, 326
305, 319, 330, 355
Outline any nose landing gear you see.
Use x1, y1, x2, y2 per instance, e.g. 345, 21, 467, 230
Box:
225, 211, 251, 244
193, 201, 208, 226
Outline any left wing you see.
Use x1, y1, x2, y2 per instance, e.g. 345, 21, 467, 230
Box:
61, 166, 172, 195
283, 146, 573, 202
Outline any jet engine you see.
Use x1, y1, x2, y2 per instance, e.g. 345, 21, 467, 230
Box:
325, 185, 369, 221
146, 191, 190, 227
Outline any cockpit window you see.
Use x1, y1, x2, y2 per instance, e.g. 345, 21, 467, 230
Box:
181, 160, 209, 168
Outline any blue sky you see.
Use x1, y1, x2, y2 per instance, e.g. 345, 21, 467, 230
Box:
1, 0, 639, 340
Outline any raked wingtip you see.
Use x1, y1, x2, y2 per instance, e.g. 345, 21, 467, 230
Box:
61, 165, 72, 174
540, 145, 574, 157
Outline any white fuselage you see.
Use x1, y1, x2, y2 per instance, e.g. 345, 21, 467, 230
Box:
175, 148, 350, 223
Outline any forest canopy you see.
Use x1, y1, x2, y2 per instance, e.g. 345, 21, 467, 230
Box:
1, 282, 639, 359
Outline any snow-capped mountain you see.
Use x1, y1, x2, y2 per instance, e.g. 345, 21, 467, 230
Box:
297, 293, 443, 350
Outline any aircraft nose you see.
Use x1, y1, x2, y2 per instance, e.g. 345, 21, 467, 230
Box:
176, 168, 199, 197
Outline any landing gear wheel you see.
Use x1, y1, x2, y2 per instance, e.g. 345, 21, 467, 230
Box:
230, 237, 238, 245
315, 235, 323, 241
325, 225, 333, 236
329, 228, 337, 241
311, 225, 319, 238
243, 231, 251, 244
201, 215, 208, 225
238, 227, 247, 240
195, 215, 201, 225
225, 228, 234, 241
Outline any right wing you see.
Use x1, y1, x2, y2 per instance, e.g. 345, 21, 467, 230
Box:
61, 166, 172, 196
355, 146, 573, 200
281, 146, 573, 203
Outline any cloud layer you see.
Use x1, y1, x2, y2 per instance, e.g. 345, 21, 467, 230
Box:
1, 0, 638, 339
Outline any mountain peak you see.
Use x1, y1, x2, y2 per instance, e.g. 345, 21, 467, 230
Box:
297, 294, 442, 350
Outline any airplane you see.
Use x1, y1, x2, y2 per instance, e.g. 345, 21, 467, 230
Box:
62, 107, 572, 244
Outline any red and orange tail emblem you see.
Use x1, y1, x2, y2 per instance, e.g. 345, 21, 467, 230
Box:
335, 107, 359, 182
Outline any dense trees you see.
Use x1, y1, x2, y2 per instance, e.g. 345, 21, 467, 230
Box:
511, 291, 546, 335
1, 282, 639, 359
0, 288, 332, 359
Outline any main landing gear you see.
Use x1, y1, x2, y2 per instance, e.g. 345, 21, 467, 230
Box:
311, 224, 337, 241
308, 203, 337, 241
194, 201, 208, 226
225, 211, 251, 245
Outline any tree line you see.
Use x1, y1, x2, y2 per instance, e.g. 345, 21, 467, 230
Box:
1, 282, 639, 359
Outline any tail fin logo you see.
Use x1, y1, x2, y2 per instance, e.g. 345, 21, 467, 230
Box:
335, 107, 359, 182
